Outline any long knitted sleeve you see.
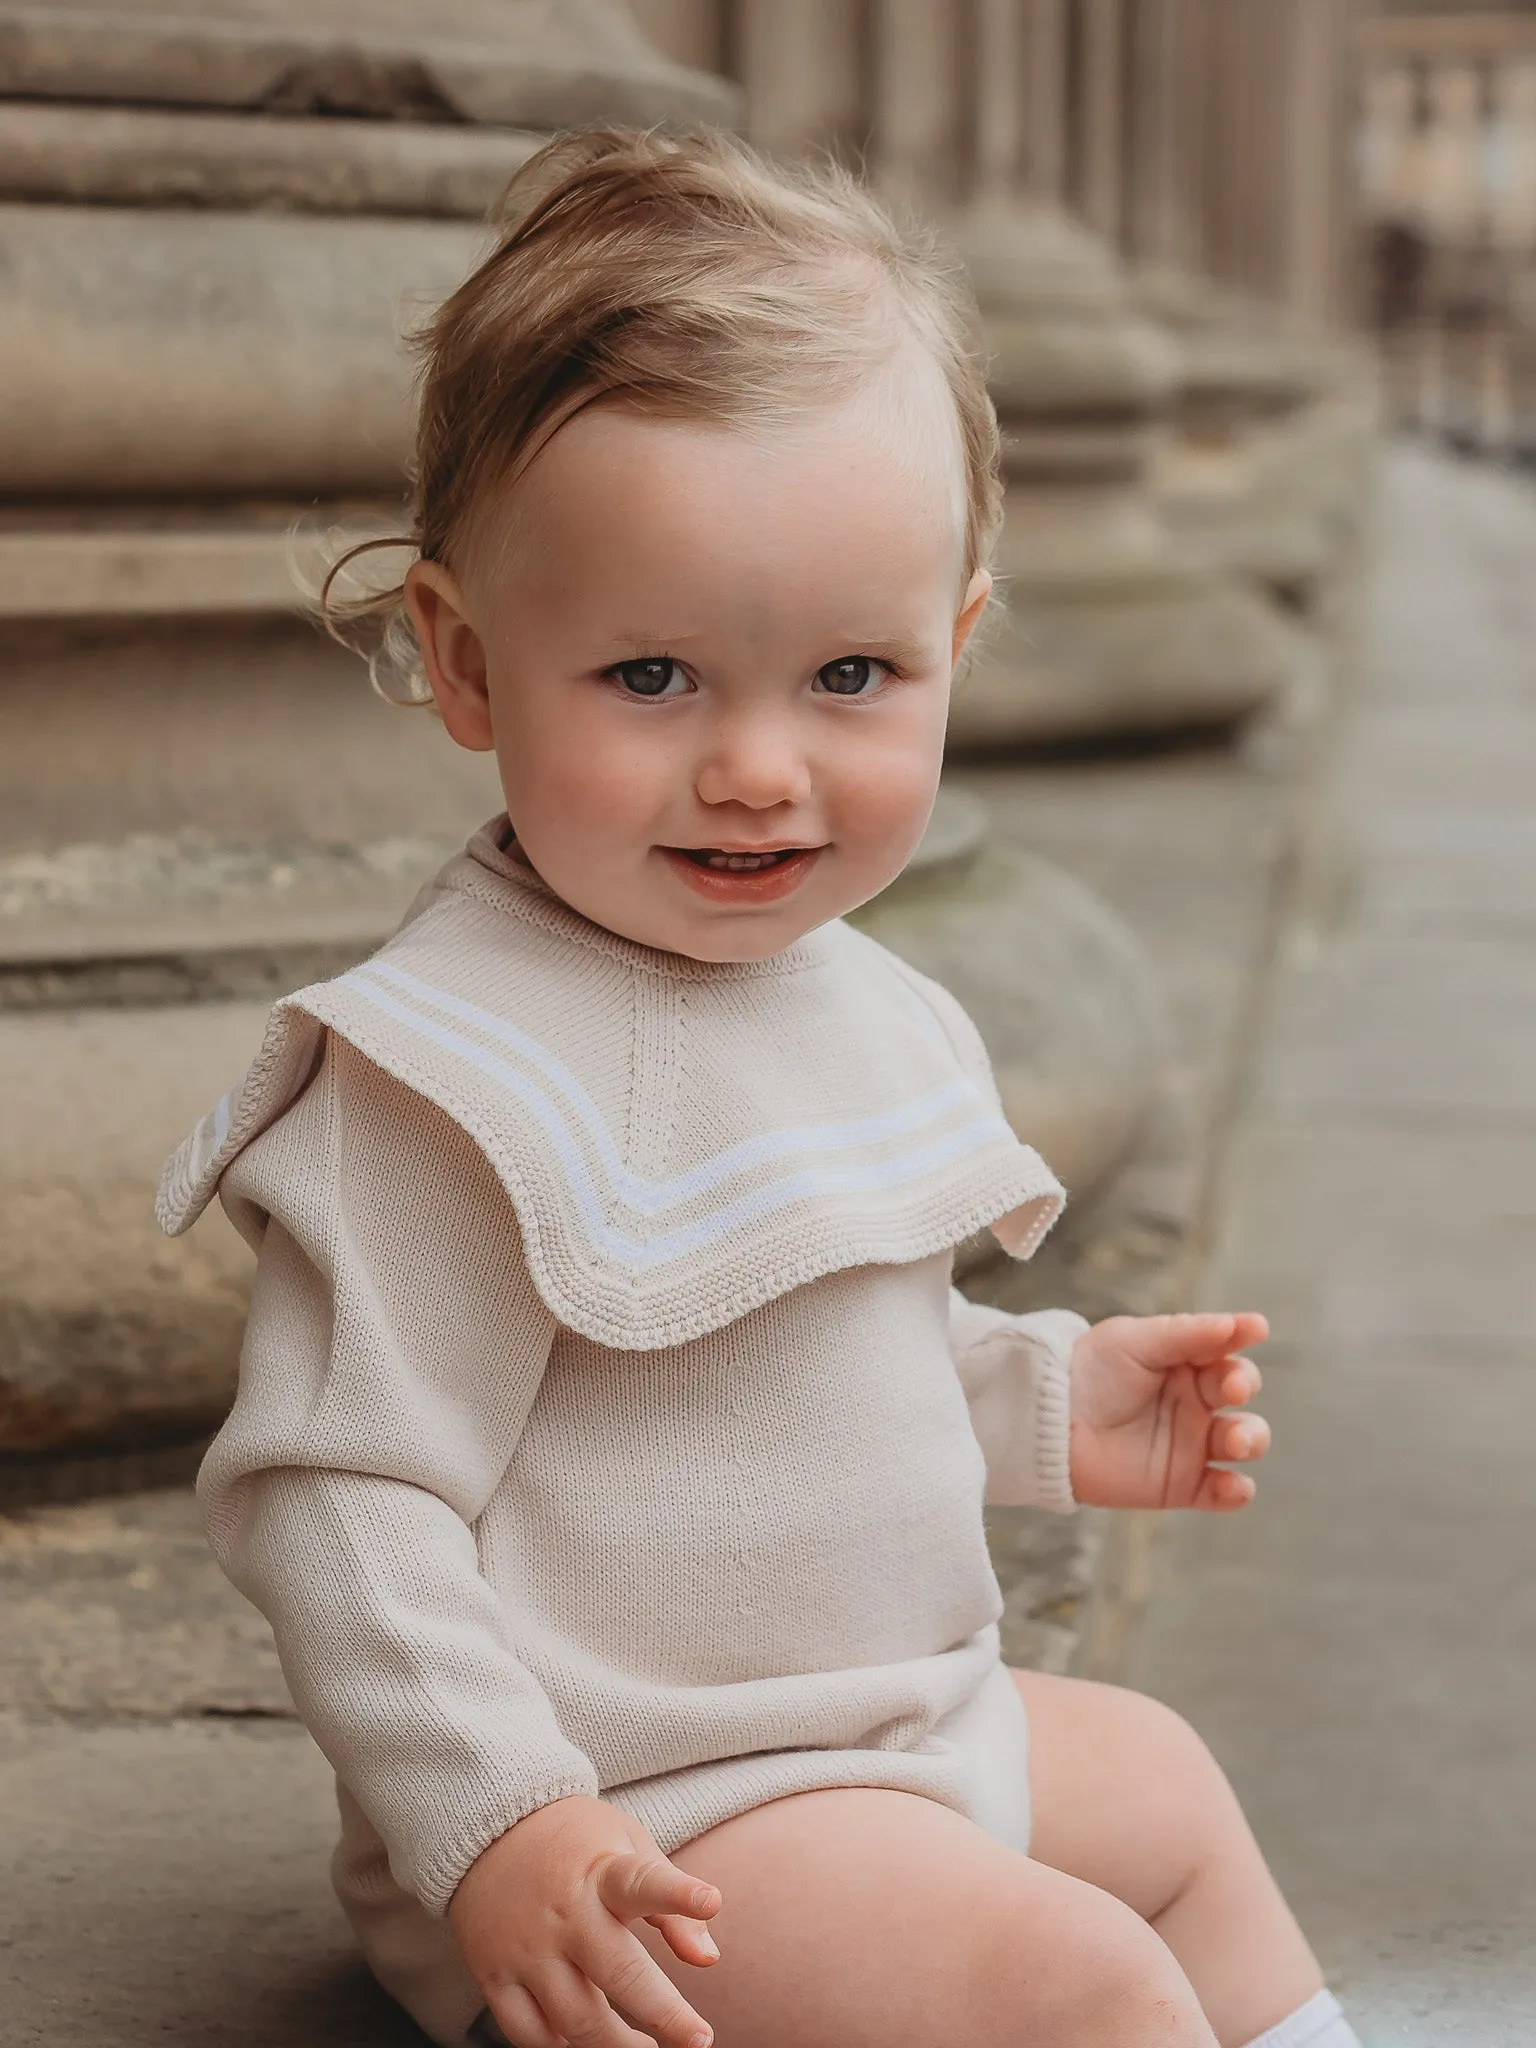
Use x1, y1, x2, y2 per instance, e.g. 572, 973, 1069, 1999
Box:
948, 1289, 1087, 1514
199, 1036, 599, 1916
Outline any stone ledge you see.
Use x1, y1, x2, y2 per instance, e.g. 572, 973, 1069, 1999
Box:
0, 5, 740, 131
0, 1486, 289, 1717
0, 525, 310, 619
0, 99, 543, 216
0, 1713, 421, 2047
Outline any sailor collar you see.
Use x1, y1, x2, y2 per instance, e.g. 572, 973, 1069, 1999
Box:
159, 819, 1066, 1350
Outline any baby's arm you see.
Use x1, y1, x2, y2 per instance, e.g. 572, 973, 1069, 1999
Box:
203, 1035, 717, 2048
947, 1289, 1087, 1513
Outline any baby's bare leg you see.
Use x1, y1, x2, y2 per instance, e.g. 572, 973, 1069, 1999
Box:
1013, 1669, 1322, 2048
641, 1784, 1215, 2048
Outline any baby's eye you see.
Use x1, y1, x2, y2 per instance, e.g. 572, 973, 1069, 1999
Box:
814, 656, 889, 698
612, 658, 689, 699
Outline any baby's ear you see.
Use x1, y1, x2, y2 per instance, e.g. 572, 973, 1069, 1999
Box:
405, 561, 495, 752
952, 569, 993, 667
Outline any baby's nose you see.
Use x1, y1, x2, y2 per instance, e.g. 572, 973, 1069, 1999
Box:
692, 713, 814, 810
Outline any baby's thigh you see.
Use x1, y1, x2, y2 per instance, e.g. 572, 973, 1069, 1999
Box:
1014, 1667, 1257, 1919
643, 1786, 1210, 2048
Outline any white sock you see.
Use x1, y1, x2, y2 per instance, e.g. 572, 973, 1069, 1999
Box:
1240, 1989, 1364, 2048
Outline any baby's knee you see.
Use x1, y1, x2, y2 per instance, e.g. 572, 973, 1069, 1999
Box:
977, 1878, 1213, 2047
1078, 1679, 1244, 1846
1058, 1899, 1213, 2045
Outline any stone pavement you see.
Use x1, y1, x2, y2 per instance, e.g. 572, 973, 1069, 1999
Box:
1126, 444, 1536, 2046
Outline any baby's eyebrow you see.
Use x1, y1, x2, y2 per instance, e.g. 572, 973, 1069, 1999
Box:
829, 630, 931, 663
601, 628, 708, 651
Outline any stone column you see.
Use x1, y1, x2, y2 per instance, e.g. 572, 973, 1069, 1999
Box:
1413, 313, 1449, 436
866, 0, 966, 212
974, 0, 1027, 200
1022, 0, 1071, 200
622, 0, 725, 75
1129, 0, 1378, 608
731, 0, 865, 160
1421, 58, 1488, 249
1277, 0, 1354, 324
1076, 0, 1127, 246
1181, 0, 1363, 321
1488, 57, 1536, 253
1475, 318, 1516, 455
1124, 0, 1192, 273
1359, 58, 1423, 230
949, 2, 1307, 747
1228, 0, 1286, 301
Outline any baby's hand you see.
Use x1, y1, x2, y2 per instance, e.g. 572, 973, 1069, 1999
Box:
449, 1794, 720, 2048
1068, 1311, 1271, 1513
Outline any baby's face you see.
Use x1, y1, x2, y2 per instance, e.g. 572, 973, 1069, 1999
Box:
409, 370, 988, 961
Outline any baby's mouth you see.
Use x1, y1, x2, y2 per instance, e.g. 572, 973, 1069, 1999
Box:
675, 847, 807, 873
659, 843, 825, 901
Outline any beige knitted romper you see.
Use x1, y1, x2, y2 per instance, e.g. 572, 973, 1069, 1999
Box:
159, 822, 1085, 2047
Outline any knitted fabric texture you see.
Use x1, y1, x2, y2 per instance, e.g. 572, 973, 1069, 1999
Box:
164, 823, 1086, 2047
158, 820, 1066, 1348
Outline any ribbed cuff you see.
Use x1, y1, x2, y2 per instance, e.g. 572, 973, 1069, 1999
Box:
409, 1767, 603, 1918
1016, 1310, 1087, 1515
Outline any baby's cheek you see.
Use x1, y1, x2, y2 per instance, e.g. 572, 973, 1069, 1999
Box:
507, 723, 662, 854
832, 746, 942, 876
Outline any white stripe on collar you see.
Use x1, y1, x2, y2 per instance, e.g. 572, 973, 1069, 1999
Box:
341, 964, 1016, 1272
352, 959, 992, 1214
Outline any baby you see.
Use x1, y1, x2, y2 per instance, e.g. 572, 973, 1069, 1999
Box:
160, 131, 1360, 2048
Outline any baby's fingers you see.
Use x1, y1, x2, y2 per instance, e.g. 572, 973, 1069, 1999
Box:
646, 1913, 721, 1968
597, 1851, 719, 1932
1210, 1411, 1271, 1465
1119, 1310, 1269, 1372
1197, 1351, 1264, 1412
1195, 1464, 1258, 1513
479, 1981, 564, 2048
570, 1933, 714, 2048
531, 1956, 682, 2048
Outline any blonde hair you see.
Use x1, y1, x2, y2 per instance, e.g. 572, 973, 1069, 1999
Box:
321, 126, 1002, 706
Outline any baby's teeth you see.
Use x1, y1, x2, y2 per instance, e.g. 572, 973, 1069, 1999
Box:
694, 849, 799, 872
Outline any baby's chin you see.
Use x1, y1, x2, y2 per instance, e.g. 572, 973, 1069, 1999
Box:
595, 899, 835, 963
656, 918, 826, 964
555, 877, 867, 963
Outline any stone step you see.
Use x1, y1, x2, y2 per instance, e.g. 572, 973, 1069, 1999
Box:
0, 1711, 419, 2047
0, 521, 315, 621
0, 614, 504, 860
0, 826, 451, 1004
0, 1, 738, 132
0, 998, 265, 1463
0, 98, 543, 217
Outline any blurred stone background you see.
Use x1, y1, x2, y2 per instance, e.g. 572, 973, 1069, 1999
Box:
0, 4, 1532, 2044
1360, 0, 1536, 453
